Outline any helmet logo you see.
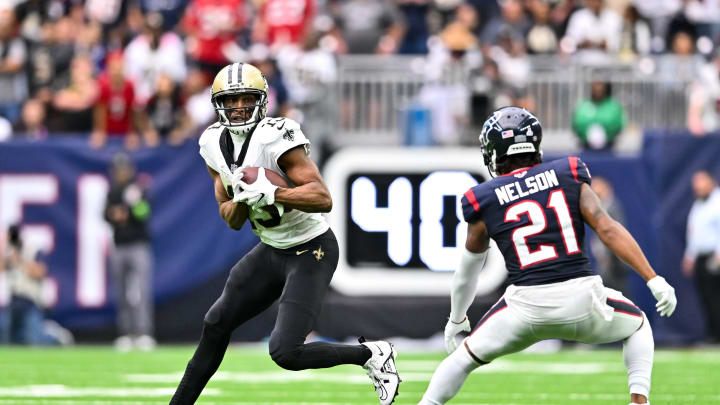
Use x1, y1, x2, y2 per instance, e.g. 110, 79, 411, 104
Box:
501, 129, 514, 139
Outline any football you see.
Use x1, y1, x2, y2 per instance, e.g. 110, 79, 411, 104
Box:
240, 166, 289, 189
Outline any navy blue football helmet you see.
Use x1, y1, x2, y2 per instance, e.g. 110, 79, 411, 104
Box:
479, 106, 543, 176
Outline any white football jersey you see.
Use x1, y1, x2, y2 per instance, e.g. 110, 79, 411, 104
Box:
199, 117, 329, 249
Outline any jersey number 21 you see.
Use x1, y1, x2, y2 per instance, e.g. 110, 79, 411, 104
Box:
504, 189, 580, 268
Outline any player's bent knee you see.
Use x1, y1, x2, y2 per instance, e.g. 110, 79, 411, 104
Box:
203, 303, 222, 325
199, 320, 228, 341
201, 308, 233, 340
270, 348, 304, 371
268, 332, 306, 371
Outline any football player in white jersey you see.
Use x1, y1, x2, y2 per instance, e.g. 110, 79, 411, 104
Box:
170, 63, 400, 405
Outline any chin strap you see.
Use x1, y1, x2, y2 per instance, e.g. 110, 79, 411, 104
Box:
228, 123, 258, 143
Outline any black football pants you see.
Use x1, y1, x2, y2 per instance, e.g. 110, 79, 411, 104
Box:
169, 229, 371, 404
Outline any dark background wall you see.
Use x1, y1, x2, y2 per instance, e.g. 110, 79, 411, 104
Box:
0, 134, 713, 344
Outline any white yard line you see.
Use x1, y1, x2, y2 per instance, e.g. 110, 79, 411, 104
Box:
0, 402, 174, 405
2, 391, 718, 405
401, 359, 624, 374
455, 392, 720, 402
124, 359, 621, 386
0, 385, 220, 398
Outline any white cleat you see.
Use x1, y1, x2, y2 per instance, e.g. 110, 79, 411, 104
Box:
359, 337, 401, 405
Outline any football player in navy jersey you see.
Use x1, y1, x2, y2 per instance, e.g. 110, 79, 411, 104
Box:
419, 107, 677, 405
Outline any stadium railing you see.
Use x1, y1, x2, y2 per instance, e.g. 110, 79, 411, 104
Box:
291, 54, 698, 148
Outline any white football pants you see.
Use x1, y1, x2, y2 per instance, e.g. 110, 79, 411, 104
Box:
420, 276, 652, 405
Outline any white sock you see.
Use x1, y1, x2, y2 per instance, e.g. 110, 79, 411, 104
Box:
419, 345, 480, 405
623, 314, 654, 400
629, 402, 650, 405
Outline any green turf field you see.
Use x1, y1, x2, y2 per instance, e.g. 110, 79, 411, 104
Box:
0, 346, 718, 404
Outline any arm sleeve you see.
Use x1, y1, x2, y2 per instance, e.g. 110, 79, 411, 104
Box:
198, 127, 221, 174
449, 248, 488, 322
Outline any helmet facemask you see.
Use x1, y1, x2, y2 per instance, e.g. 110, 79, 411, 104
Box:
212, 89, 267, 135
479, 123, 498, 177
211, 63, 270, 138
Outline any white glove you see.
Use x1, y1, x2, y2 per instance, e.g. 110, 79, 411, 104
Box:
230, 169, 245, 200
233, 167, 278, 208
444, 316, 471, 353
647, 276, 677, 317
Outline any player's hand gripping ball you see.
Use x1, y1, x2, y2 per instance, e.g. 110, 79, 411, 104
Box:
233, 167, 288, 209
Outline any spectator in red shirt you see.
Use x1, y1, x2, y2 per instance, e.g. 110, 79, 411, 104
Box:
90, 52, 156, 149
254, 0, 315, 50
181, 0, 246, 78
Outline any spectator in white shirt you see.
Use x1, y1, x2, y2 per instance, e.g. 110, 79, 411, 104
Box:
683, 170, 720, 343
688, 49, 720, 135
619, 4, 651, 58
562, 0, 622, 59
632, 0, 681, 52
181, 69, 214, 136
684, 0, 720, 40
124, 12, 187, 106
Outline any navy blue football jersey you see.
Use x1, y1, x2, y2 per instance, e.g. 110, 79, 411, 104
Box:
461, 157, 595, 286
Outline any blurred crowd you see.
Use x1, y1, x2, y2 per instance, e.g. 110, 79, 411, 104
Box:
1, 0, 720, 148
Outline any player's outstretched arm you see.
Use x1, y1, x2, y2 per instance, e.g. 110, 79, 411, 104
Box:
451, 221, 491, 320
580, 183, 677, 316
208, 165, 249, 230
445, 220, 490, 353
276, 146, 332, 213
580, 183, 655, 281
